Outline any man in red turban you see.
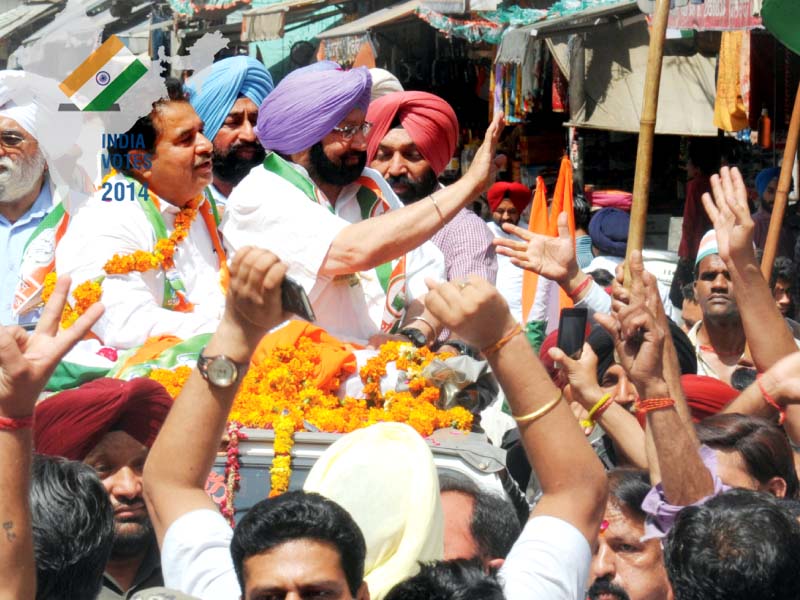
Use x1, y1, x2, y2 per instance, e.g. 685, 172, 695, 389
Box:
487, 182, 532, 228
34, 377, 173, 599
367, 90, 497, 296
486, 182, 531, 323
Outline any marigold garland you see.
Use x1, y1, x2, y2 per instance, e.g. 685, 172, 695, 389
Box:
148, 337, 473, 507
103, 202, 198, 274
41, 272, 103, 328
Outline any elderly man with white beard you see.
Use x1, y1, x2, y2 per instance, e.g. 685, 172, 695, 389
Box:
0, 102, 52, 326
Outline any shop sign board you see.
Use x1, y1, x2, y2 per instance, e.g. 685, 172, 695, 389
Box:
667, 0, 762, 31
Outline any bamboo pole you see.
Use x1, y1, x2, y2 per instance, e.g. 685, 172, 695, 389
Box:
760, 80, 800, 281
624, 0, 672, 285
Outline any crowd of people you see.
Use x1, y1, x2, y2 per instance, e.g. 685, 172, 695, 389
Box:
3, 55, 800, 600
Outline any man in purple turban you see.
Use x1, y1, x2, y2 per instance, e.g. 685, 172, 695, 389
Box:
221, 62, 506, 346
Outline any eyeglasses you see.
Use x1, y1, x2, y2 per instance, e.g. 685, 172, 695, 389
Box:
331, 121, 372, 140
0, 130, 26, 148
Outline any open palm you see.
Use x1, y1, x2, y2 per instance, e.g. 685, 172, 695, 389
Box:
700, 166, 755, 264
495, 212, 575, 283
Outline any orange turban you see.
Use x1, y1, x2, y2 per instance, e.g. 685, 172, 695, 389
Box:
367, 91, 458, 176
487, 182, 532, 213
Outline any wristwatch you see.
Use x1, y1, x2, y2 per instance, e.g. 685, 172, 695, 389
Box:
197, 350, 245, 388
398, 327, 429, 348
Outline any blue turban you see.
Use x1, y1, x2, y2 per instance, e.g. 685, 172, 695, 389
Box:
755, 167, 781, 198
186, 56, 274, 143
256, 61, 372, 155
588, 208, 630, 258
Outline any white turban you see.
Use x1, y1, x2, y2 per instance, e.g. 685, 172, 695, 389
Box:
304, 422, 444, 600
369, 68, 404, 102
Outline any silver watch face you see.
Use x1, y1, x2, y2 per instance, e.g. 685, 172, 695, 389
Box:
207, 357, 237, 387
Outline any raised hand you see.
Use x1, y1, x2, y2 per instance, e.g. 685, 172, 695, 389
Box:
0, 275, 103, 418
224, 246, 288, 339
424, 275, 516, 351
548, 343, 603, 411
464, 111, 505, 193
494, 212, 579, 286
700, 166, 756, 265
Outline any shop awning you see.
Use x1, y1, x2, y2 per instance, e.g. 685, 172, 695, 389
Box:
548, 17, 717, 136
241, 0, 339, 42
496, 0, 640, 64
317, 0, 422, 39
0, 2, 60, 40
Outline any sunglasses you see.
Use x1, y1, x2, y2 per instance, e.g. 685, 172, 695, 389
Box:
0, 130, 26, 147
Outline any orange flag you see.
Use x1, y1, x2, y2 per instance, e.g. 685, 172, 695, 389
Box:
551, 156, 577, 311
521, 176, 550, 322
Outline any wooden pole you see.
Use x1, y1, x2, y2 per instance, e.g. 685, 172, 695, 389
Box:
760, 80, 800, 281
624, 0, 672, 285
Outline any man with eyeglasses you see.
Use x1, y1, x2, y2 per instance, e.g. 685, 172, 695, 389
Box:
0, 75, 61, 327
222, 62, 503, 345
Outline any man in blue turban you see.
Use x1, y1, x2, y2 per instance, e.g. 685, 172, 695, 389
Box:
221, 61, 505, 346
752, 166, 795, 259
186, 56, 273, 205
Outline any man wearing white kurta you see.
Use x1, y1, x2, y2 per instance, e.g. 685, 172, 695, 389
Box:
57, 99, 226, 349
220, 61, 503, 346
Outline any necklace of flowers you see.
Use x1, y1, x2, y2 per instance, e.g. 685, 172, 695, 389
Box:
103, 199, 199, 275
360, 341, 449, 401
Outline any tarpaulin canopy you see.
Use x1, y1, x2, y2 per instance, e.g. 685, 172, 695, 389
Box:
241, 0, 339, 42
761, 0, 800, 55
548, 17, 717, 135
0, 2, 60, 41
317, 0, 423, 39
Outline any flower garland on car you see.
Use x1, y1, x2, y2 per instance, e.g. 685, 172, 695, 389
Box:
41, 272, 104, 328
148, 337, 473, 511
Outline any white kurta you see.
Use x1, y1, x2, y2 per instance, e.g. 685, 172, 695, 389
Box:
488, 221, 524, 323
221, 163, 445, 344
56, 174, 225, 349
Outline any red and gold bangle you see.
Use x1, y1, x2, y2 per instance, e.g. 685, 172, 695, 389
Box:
567, 275, 592, 300
482, 323, 523, 357
634, 397, 675, 415
757, 374, 785, 425
0, 415, 34, 432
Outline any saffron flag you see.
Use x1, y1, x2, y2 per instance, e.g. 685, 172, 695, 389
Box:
521, 176, 550, 322
59, 35, 148, 111
549, 155, 576, 316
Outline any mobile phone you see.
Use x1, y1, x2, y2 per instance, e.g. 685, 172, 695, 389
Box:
281, 276, 316, 322
556, 307, 588, 360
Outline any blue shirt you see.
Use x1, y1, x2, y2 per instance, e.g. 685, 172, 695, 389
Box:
0, 183, 54, 325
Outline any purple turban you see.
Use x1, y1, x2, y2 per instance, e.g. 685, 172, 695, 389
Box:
256, 61, 372, 155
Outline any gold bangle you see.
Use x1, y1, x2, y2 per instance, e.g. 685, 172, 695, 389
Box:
513, 389, 563, 424
430, 194, 446, 226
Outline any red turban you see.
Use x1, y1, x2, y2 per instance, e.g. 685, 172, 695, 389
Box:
681, 374, 739, 423
34, 378, 173, 461
487, 182, 532, 213
367, 91, 458, 176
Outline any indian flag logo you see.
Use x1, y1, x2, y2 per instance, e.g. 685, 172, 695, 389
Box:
59, 35, 148, 111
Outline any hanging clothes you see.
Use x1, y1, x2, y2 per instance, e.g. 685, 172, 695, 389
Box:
713, 31, 749, 132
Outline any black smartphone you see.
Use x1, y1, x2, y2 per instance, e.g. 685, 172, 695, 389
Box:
556, 307, 588, 360
281, 276, 316, 322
